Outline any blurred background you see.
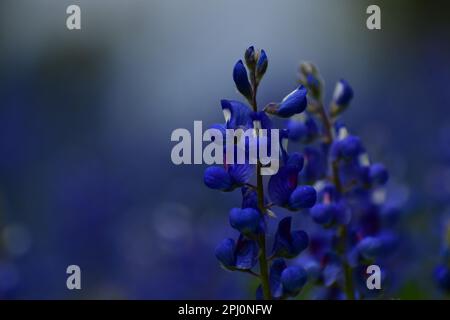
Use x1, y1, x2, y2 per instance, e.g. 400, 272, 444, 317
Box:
0, 0, 449, 299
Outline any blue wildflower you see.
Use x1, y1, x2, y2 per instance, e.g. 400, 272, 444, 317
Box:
220, 99, 252, 129
233, 60, 253, 100
331, 135, 364, 161
264, 85, 308, 118
244, 45, 256, 69
204, 164, 252, 191
256, 259, 308, 299
333, 79, 354, 107
289, 185, 317, 210
368, 163, 389, 186
281, 265, 308, 295
256, 49, 268, 80
286, 114, 319, 143
215, 235, 259, 271
272, 217, 309, 258
268, 158, 317, 211
229, 207, 264, 235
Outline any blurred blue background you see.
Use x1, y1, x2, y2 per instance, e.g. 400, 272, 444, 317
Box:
0, 0, 449, 298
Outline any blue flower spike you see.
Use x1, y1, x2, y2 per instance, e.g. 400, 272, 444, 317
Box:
207, 48, 397, 301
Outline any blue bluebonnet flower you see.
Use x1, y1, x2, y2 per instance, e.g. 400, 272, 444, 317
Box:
264, 86, 308, 118
221, 99, 253, 129
272, 217, 308, 258
309, 183, 350, 227
244, 46, 256, 69
286, 113, 319, 143
356, 236, 383, 260
330, 79, 353, 117
204, 164, 252, 191
229, 207, 265, 235
256, 49, 268, 80
268, 156, 317, 211
208, 48, 314, 300
281, 265, 308, 295
333, 79, 354, 106
293, 61, 399, 299
233, 60, 253, 101
298, 62, 323, 100
256, 258, 308, 299
241, 186, 259, 210
207, 49, 400, 300
215, 235, 259, 271
331, 134, 364, 161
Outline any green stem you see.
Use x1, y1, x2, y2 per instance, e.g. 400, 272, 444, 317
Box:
250, 69, 271, 300
256, 162, 271, 300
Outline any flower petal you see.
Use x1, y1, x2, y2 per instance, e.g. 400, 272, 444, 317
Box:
281, 266, 307, 295
204, 166, 233, 191
288, 185, 317, 210
229, 207, 262, 235
277, 85, 308, 118
268, 166, 299, 206
215, 238, 236, 269
235, 235, 259, 270
233, 60, 252, 100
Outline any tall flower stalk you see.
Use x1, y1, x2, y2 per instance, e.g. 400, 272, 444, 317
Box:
247, 54, 272, 299
206, 47, 315, 300
306, 69, 355, 299
205, 47, 398, 300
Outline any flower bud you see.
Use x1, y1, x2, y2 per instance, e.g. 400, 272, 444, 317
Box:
330, 79, 353, 117
229, 207, 263, 235
256, 49, 268, 81
281, 266, 308, 295
244, 46, 256, 70
233, 60, 252, 100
